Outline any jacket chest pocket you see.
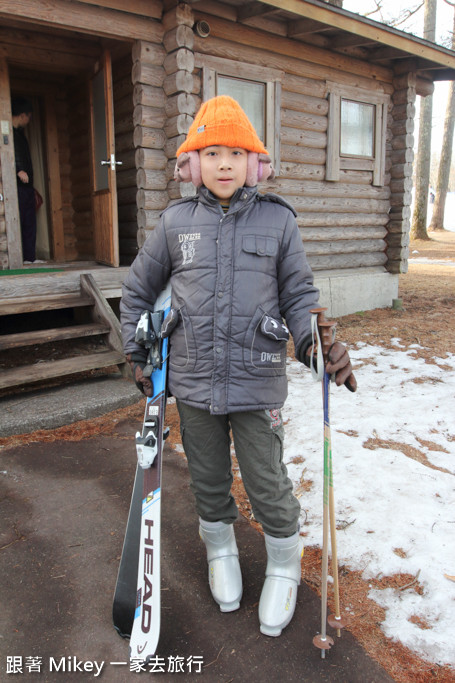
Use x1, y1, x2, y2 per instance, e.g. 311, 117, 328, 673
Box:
242, 234, 278, 258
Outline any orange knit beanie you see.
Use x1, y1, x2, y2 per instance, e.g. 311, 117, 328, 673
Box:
177, 95, 268, 156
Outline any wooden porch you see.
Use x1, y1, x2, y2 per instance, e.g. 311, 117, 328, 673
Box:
0, 265, 130, 393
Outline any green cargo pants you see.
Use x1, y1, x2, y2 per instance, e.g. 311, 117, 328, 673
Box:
176, 400, 301, 538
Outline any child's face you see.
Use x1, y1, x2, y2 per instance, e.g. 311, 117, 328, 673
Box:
199, 146, 248, 200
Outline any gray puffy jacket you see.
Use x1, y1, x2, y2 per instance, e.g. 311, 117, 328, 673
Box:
120, 185, 319, 414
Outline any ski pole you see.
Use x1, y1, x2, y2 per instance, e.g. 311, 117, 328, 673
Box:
309, 308, 346, 658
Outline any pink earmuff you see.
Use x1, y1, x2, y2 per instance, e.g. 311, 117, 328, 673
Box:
174, 151, 275, 188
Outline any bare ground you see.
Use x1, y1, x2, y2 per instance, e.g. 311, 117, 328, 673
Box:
1, 230, 454, 682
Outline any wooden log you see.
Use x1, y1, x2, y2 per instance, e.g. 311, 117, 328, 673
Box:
393, 72, 417, 89
386, 246, 409, 261
391, 149, 414, 167
387, 218, 410, 234
386, 259, 407, 274
115, 149, 136, 171
167, 181, 183, 200
281, 90, 328, 116
392, 88, 416, 105
388, 205, 411, 220
308, 252, 387, 270
390, 156, 414, 178
137, 209, 163, 229
262, 178, 390, 200
163, 49, 195, 75
278, 162, 325, 181
163, 25, 194, 53
115, 131, 135, 154
117, 186, 138, 205
281, 108, 327, 133
112, 73, 134, 102
390, 177, 413, 194
390, 118, 414, 136
132, 41, 166, 66
163, 71, 201, 96
302, 238, 386, 256
133, 84, 165, 109
116, 167, 138, 189
281, 126, 326, 149
131, 63, 165, 88
162, 3, 194, 32
289, 196, 390, 214
386, 232, 410, 248
137, 168, 168, 190
136, 147, 168, 170
133, 126, 166, 150
137, 189, 169, 210
296, 212, 388, 227
392, 102, 416, 120
114, 114, 134, 137
164, 113, 192, 138
281, 144, 325, 165
391, 134, 414, 151
282, 73, 327, 99
165, 92, 200, 117
301, 225, 387, 241
133, 105, 166, 128
165, 134, 186, 159
114, 96, 134, 123
415, 77, 434, 98
390, 191, 412, 207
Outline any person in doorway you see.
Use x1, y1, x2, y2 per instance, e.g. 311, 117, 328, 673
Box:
120, 96, 357, 638
12, 96, 37, 263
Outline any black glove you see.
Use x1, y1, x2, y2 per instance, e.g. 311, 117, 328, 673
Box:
126, 351, 154, 397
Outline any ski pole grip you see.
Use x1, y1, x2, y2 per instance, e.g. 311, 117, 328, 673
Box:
310, 308, 336, 363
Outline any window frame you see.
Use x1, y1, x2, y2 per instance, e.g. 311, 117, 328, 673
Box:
194, 53, 282, 172
326, 82, 389, 186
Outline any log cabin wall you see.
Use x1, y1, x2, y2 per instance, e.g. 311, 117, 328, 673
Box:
132, 1, 398, 308
131, 36, 168, 254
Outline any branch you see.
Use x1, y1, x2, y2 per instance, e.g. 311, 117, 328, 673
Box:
391, 2, 425, 28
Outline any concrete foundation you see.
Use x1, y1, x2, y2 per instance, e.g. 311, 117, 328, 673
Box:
314, 271, 399, 318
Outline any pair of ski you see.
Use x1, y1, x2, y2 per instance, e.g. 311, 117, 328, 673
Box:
112, 284, 171, 662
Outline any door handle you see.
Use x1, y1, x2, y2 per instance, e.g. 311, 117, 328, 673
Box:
100, 154, 123, 170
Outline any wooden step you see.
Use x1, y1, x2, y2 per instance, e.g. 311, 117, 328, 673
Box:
0, 293, 94, 316
0, 323, 111, 351
0, 350, 126, 390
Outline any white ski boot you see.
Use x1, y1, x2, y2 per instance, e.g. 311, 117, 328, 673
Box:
199, 519, 243, 612
258, 531, 304, 636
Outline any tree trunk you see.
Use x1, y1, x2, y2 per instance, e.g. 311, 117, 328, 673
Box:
428, 8, 455, 231
410, 0, 437, 241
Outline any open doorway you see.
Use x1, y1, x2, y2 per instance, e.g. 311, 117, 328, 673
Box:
5, 45, 124, 269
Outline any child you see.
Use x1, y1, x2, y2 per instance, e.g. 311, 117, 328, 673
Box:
120, 95, 356, 637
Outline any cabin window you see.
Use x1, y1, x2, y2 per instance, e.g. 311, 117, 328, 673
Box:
196, 54, 282, 172
340, 99, 374, 158
217, 75, 266, 142
326, 83, 389, 186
